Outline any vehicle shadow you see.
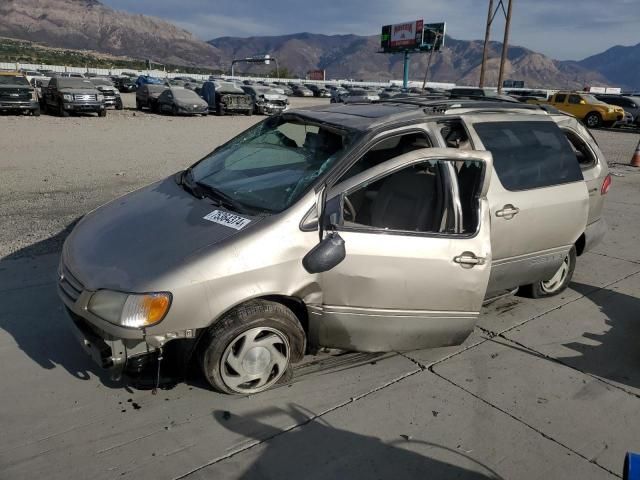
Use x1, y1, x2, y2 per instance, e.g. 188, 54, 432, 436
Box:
0, 219, 126, 388
557, 281, 640, 392
210, 405, 504, 479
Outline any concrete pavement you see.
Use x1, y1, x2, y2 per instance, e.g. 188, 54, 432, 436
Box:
1, 115, 639, 479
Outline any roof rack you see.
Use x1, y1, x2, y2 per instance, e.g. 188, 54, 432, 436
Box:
378, 95, 546, 113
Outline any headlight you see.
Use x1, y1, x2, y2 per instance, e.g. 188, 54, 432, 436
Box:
63, 94, 73, 101
97, 93, 104, 101
88, 290, 171, 328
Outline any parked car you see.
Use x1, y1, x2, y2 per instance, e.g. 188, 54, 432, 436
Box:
341, 88, 380, 103
450, 87, 520, 102
55, 72, 85, 79
135, 75, 165, 88
135, 84, 167, 112
42, 76, 106, 117
200, 81, 253, 115
532, 92, 625, 128
112, 76, 136, 93
89, 78, 123, 110
594, 95, 640, 125
58, 99, 608, 395
292, 85, 314, 97
329, 87, 349, 103
241, 85, 289, 115
0, 71, 40, 116
305, 84, 331, 98
156, 87, 208, 116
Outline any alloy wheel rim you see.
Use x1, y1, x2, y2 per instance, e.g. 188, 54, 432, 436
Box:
541, 254, 570, 293
220, 326, 290, 394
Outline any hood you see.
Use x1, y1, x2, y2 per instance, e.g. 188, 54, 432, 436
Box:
60, 88, 99, 95
263, 93, 288, 102
63, 176, 264, 291
176, 97, 208, 108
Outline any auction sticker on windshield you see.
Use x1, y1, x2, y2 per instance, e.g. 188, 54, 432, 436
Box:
203, 210, 251, 230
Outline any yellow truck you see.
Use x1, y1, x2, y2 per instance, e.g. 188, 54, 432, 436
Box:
532, 92, 624, 128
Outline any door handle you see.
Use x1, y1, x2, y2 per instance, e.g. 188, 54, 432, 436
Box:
454, 251, 486, 268
495, 204, 520, 219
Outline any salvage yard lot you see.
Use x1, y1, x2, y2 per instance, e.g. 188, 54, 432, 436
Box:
1, 95, 639, 479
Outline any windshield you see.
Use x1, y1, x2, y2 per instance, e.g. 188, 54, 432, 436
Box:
190, 116, 354, 213
216, 82, 244, 93
0, 75, 30, 86
58, 78, 95, 89
90, 79, 114, 87
582, 95, 607, 105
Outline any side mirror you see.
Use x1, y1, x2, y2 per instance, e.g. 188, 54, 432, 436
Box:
580, 100, 586, 105
302, 233, 346, 274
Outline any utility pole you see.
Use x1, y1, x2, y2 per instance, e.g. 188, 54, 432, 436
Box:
479, 0, 494, 87
478, 0, 513, 91
497, 0, 513, 93
421, 32, 442, 90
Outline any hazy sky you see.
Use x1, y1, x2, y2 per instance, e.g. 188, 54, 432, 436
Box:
100, 0, 640, 60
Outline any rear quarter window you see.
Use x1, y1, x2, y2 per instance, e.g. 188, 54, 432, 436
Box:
474, 121, 584, 191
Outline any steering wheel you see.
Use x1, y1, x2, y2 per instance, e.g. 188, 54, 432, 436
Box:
343, 196, 357, 221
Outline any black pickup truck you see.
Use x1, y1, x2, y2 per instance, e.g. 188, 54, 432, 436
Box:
0, 71, 40, 116
42, 77, 106, 117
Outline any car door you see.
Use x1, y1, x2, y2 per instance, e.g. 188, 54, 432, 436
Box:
308, 148, 493, 352
465, 117, 589, 295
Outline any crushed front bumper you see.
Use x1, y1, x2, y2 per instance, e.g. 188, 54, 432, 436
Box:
256, 103, 288, 115
65, 307, 154, 373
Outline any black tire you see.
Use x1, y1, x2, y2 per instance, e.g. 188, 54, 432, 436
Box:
135, 99, 142, 110
32, 107, 40, 117
98, 109, 107, 117
584, 112, 602, 128
216, 104, 225, 116
245, 109, 252, 116
199, 300, 305, 395
520, 246, 576, 299
58, 101, 69, 117
116, 101, 123, 111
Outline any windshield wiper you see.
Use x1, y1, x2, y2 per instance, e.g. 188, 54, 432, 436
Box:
194, 181, 252, 215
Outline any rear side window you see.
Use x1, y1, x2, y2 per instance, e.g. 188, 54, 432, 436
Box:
474, 121, 583, 191
554, 94, 566, 103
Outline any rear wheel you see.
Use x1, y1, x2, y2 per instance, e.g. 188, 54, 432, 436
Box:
98, 109, 107, 117
520, 246, 576, 298
585, 112, 602, 128
199, 300, 305, 395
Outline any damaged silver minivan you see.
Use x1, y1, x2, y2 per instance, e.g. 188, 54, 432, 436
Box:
58, 99, 609, 394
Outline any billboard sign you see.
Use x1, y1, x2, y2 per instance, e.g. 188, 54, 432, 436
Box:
381, 20, 423, 52
307, 69, 325, 81
421, 22, 446, 51
503, 79, 525, 88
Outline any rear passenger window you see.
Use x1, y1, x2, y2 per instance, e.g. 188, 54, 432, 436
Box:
563, 130, 597, 170
568, 95, 582, 104
474, 121, 583, 191
554, 94, 566, 103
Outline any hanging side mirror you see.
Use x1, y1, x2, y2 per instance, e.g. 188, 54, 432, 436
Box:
302, 233, 346, 274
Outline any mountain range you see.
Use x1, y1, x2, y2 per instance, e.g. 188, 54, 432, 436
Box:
1, 0, 637, 89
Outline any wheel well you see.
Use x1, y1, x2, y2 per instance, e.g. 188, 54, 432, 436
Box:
259, 295, 309, 334
575, 233, 586, 256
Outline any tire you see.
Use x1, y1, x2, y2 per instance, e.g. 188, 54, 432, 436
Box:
98, 109, 107, 117
584, 112, 602, 128
58, 101, 69, 117
245, 109, 252, 116
116, 101, 123, 111
520, 246, 576, 299
135, 99, 142, 110
216, 104, 225, 116
172, 105, 178, 116
199, 300, 305, 395
32, 107, 40, 117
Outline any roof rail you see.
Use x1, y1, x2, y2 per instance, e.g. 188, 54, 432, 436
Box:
378, 96, 546, 113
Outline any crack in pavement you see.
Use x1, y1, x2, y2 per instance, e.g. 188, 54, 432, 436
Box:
427, 365, 622, 479
174, 366, 423, 479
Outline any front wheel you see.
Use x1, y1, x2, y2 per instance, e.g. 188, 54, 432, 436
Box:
584, 112, 602, 128
199, 300, 305, 395
520, 246, 576, 298
98, 109, 107, 117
